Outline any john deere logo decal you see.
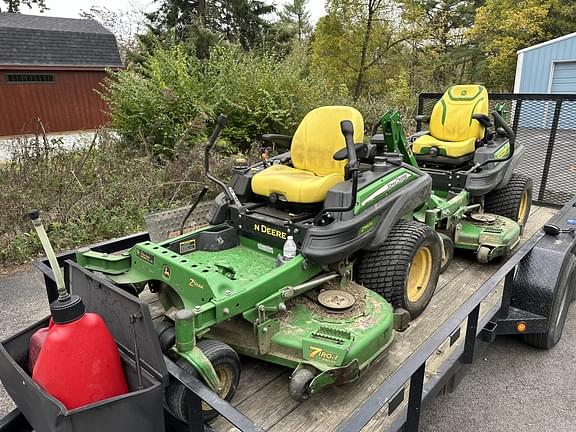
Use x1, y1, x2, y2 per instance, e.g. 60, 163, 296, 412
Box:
358, 217, 379, 236
361, 172, 414, 207
494, 143, 510, 159
163, 265, 171, 279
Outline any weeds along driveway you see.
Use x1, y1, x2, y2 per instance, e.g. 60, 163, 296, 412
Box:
0, 131, 99, 161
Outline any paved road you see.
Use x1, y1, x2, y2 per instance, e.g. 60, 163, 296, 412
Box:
0, 266, 47, 416
421, 308, 576, 432
0, 266, 575, 431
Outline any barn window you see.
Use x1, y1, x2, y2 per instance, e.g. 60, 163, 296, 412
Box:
5, 73, 55, 83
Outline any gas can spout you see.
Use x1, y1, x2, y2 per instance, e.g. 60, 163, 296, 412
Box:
28, 209, 67, 299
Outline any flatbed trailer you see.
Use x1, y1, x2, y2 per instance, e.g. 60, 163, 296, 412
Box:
1, 197, 575, 432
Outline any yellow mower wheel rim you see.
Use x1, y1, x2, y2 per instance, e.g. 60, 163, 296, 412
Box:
407, 246, 433, 303
518, 191, 529, 223
201, 365, 234, 411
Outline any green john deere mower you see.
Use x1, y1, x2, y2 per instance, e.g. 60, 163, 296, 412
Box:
371, 84, 532, 268
76, 105, 444, 422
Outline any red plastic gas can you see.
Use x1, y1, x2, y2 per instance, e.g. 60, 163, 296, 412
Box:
32, 312, 129, 410
28, 320, 54, 373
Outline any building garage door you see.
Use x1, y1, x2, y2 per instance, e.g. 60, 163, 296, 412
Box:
550, 61, 576, 130
551, 61, 576, 93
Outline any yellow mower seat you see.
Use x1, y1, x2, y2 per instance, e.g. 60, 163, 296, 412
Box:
413, 135, 477, 158
413, 85, 489, 158
252, 106, 364, 204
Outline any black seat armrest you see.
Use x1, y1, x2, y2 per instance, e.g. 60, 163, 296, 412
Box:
471, 113, 492, 127
333, 143, 368, 161
415, 115, 431, 123
261, 134, 292, 149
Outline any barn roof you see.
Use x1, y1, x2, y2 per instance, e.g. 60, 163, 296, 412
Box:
0, 13, 122, 68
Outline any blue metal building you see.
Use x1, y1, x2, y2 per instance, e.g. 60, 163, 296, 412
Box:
514, 33, 576, 129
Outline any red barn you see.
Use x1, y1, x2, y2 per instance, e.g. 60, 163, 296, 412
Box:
0, 13, 122, 137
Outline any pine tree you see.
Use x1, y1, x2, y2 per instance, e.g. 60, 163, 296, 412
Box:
0, 0, 47, 13
145, 0, 274, 49
279, 0, 312, 42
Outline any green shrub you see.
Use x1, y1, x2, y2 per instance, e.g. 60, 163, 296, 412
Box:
105, 42, 412, 156
104, 46, 209, 157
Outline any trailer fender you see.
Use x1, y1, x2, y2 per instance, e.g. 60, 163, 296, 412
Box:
510, 237, 576, 348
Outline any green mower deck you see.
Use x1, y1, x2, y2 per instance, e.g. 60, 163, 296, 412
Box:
77, 228, 395, 401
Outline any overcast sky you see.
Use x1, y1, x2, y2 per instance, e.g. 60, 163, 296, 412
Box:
27, 0, 326, 23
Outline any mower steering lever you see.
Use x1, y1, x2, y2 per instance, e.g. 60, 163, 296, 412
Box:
206, 114, 227, 152
313, 121, 359, 225
204, 114, 242, 206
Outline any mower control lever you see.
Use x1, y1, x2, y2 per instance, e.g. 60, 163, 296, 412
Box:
471, 113, 492, 127
313, 120, 360, 225
340, 120, 359, 171
204, 114, 242, 207
206, 114, 228, 151
333, 143, 368, 161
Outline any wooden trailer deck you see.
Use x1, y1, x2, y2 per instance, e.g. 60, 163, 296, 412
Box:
143, 205, 557, 432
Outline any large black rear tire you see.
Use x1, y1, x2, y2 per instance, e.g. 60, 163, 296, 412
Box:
166, 340, 241, 422
484, 173, 532, 232
356, 220, 442, 319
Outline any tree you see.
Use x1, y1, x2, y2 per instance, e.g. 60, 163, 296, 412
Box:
145, 0, 203, 40
0, 0, 47, 13
80, 5, 146, 61
145, 0, 274, 49
312, 0, 408, 100
214, 0, 274, 49
279, 0, 312, 42
470, 0, 576, 90
399, 0, 483, 91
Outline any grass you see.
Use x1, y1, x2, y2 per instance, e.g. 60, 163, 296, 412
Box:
0, 131, 233, 266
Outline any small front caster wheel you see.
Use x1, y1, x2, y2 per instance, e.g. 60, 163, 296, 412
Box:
439, 233, 454, 273
155, 319, 176, 354
166, 340, 241, 422
476, 246, 491, 264
289, 368, 315, 402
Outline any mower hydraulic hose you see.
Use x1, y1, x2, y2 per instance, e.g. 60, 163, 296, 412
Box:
28, 210, 67, 298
